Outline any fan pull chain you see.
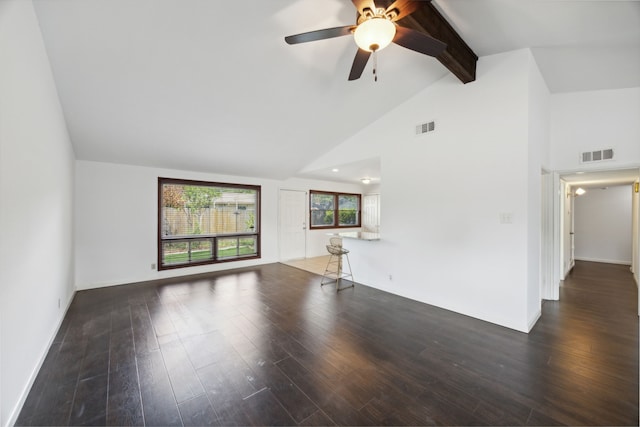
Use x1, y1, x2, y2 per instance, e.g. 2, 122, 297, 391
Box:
373, 50, 378, 82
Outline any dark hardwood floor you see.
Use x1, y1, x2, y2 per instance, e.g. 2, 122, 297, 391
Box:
16, 260, 639, 426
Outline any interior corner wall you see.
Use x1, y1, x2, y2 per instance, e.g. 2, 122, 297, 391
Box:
0, 1, 76, 426
74, 161, 362, 290
574, 185, 633, 265
526, 51, 550, 328
339, 49, 536, 332
75, 160, 278, 289
550, 87, 640, 172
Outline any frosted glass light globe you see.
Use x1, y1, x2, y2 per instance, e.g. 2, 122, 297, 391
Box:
354, 18, 396, 52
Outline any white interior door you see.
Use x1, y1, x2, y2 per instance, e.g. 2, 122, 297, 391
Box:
362, 194, 380, 233
569, 196, 576, 270
279, 189, 307, 261
560, 180, 575, 278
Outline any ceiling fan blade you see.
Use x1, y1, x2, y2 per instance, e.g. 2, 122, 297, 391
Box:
285, 25, 354, 45
393, 26, 446, 57
352, 0, 377, 15
348, 48, 371, 81
385, 0, 424, 22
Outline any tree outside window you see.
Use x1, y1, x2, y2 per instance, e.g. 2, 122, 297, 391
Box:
159, 178, 260, 270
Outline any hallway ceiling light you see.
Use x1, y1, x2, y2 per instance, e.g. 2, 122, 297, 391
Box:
575, 188, 586, 196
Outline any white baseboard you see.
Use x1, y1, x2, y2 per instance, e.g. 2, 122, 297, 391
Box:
76, 258, 274, 291
574, 257, 631, 266
6, 290, 76, 427
527, 310, 542, 332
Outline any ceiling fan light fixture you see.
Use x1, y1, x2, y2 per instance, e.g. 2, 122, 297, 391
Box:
354, 18, 396, 52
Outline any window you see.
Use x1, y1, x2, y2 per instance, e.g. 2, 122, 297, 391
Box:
310, 190, 361, 229
158, 178, 260, 270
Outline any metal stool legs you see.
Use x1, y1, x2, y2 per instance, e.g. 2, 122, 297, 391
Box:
321, 242, 354, 291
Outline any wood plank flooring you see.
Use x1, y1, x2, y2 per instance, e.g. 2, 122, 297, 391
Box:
16, 260, 639, 426
282, 256, 330, 277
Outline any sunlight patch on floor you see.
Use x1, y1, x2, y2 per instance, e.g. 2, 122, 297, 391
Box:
281, 255, 330, 276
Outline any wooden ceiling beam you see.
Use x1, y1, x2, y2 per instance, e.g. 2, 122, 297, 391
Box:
383, 0, 478, 83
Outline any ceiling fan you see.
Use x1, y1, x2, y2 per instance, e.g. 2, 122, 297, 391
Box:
284, 0, 447, 81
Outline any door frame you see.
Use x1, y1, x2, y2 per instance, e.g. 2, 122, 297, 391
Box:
278, 188, 307, 261
552, 167, 640, 303
540, 170, 556, 300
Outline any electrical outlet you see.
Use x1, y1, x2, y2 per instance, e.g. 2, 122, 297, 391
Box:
499, 212, 513, 224
388, 274, 393, 281
58, 298, 61, 309
151, 263, 156, 270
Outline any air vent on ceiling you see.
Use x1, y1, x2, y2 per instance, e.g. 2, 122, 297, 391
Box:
580, 148, 614, 163
416, 121, 435, 135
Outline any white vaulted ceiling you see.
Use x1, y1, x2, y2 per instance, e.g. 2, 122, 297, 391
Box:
31, 0, 640, 183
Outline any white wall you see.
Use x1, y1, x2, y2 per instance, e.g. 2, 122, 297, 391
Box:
551, 87, 640, 172
75, 161, 277, 289
574, 185, 633, 264
526, 51, 550, 326
0, 1, 76, 425
75, 162, 362, 289
313, 49, 545, 332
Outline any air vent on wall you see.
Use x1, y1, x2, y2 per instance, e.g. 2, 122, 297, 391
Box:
580, 148, 614, 163
416, 121, 435, 135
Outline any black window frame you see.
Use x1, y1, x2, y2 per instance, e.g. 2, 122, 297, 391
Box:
309, 190, 361, 229
158, 177, 261, 270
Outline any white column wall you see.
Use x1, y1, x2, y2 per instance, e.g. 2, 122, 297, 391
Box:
526, 52, 550, 328
335, 49, 540, 332
0, 1, 76, 425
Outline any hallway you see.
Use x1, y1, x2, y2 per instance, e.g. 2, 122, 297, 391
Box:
529, 260, 638, 424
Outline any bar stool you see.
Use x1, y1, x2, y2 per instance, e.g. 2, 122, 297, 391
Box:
321, 237, 354, 291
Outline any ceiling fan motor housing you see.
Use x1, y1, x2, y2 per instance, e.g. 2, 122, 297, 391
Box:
284, 0, 448, 81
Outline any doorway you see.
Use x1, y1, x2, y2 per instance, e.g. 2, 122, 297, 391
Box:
554, 168, 640, 302
278, 189, 307, 261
